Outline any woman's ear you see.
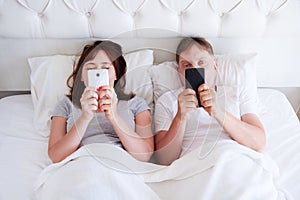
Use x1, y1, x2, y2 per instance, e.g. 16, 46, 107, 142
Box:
113, 70, 117, 81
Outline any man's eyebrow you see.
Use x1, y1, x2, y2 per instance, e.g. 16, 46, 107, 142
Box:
180, 60, 189, 63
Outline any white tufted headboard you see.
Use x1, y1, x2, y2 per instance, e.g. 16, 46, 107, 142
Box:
0, 0, 300, 107
1, 0, 300, 38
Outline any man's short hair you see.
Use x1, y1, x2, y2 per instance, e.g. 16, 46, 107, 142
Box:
176, 37, 214, 63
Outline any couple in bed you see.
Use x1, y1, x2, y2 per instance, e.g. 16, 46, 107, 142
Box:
48, 38, 265, 166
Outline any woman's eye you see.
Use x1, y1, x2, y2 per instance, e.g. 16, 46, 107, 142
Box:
85, 64, 96, 70
101, 65, 110, 69
101, 63, 112, 69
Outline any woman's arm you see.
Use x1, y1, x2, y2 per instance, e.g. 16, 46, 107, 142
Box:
98, 86, 154, 162
110, 110, 154, 162
48, 116, 91, 163
48, 87, 98, 163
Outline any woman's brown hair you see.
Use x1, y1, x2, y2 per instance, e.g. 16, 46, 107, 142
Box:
176, 37, 214, 63
66, 40, 134, 108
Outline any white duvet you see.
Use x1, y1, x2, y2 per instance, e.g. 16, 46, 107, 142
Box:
1, 90, 299, 200
35, 140, 288, 200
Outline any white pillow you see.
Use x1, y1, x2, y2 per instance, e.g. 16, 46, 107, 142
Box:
149, 53, 258, 103
148, 61, 182, 103
28, 50, 153, 137
29, 55, 75, 137
124, 50, 153, 108
216, 53, 257, 88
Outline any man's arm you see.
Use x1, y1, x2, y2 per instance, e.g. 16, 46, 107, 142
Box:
155, 89, 198, 165
214, 110, 266, 152
155, 113, 187, 165
199, 84, 266, 152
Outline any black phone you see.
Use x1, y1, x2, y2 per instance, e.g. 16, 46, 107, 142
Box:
185, 68, 205, 107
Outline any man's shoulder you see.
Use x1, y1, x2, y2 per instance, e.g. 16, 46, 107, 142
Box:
157, 88, 183, 104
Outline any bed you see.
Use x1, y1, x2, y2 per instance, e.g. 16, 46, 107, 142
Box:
1, 0, 300, 200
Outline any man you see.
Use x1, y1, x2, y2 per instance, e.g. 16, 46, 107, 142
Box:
154, 37, 266, 165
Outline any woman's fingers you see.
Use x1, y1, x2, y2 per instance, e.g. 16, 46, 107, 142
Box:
80, 87, 100, 115
99, 98, 111, 107
98, 89, 112, 100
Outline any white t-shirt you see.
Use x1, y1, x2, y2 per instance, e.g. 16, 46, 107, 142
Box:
154, 82, 259, 157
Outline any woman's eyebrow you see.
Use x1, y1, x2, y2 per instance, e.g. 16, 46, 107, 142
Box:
85, 61, 96, 65
101, 61, 111, 64
86, 61, 111, 64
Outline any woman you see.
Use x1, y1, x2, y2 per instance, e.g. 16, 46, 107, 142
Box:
48, 40, 154, 163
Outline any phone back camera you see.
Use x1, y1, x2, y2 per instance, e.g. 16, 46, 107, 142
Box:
96, 73, 100, 77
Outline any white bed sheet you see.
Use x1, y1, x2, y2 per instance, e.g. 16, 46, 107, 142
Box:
0, 89, 299, 200
258, 89, 300, 198
0, 95, 51, 199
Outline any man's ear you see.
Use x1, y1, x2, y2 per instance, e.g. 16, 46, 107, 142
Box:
213, 59, 218, 70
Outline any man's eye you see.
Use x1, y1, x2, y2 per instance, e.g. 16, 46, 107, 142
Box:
183, 63, 192, 68
198, 58, 212, 67
198, 60, 204, 66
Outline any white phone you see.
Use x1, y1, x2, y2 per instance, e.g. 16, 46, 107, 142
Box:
87, 69, 109, 89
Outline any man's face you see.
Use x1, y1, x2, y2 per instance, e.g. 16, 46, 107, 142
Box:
178, 44, 217, 86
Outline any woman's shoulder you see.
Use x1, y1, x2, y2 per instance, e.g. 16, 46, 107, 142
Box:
54, 96, 73, 111
127, 96, 147, 106
126, 96, 149, 114
56, 95, 72, 105
51, 96, 74, 118
129, 95, 145, 102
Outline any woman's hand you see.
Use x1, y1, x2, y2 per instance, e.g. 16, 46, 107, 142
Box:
177, 89, 198, 120
198, 84, 220, 117
98, 86, 118, 121
80, 87, 99, 121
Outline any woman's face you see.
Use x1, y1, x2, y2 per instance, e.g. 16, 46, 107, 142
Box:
81, 50, 116, 87
178, 44, 217, 87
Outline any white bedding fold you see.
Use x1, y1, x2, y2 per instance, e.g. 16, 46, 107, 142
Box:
34, 140, 289, 200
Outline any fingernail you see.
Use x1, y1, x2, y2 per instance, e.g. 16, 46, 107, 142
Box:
97, 86, 103, 92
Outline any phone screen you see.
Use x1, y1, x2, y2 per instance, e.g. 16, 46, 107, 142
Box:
185, 68, 205, 107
